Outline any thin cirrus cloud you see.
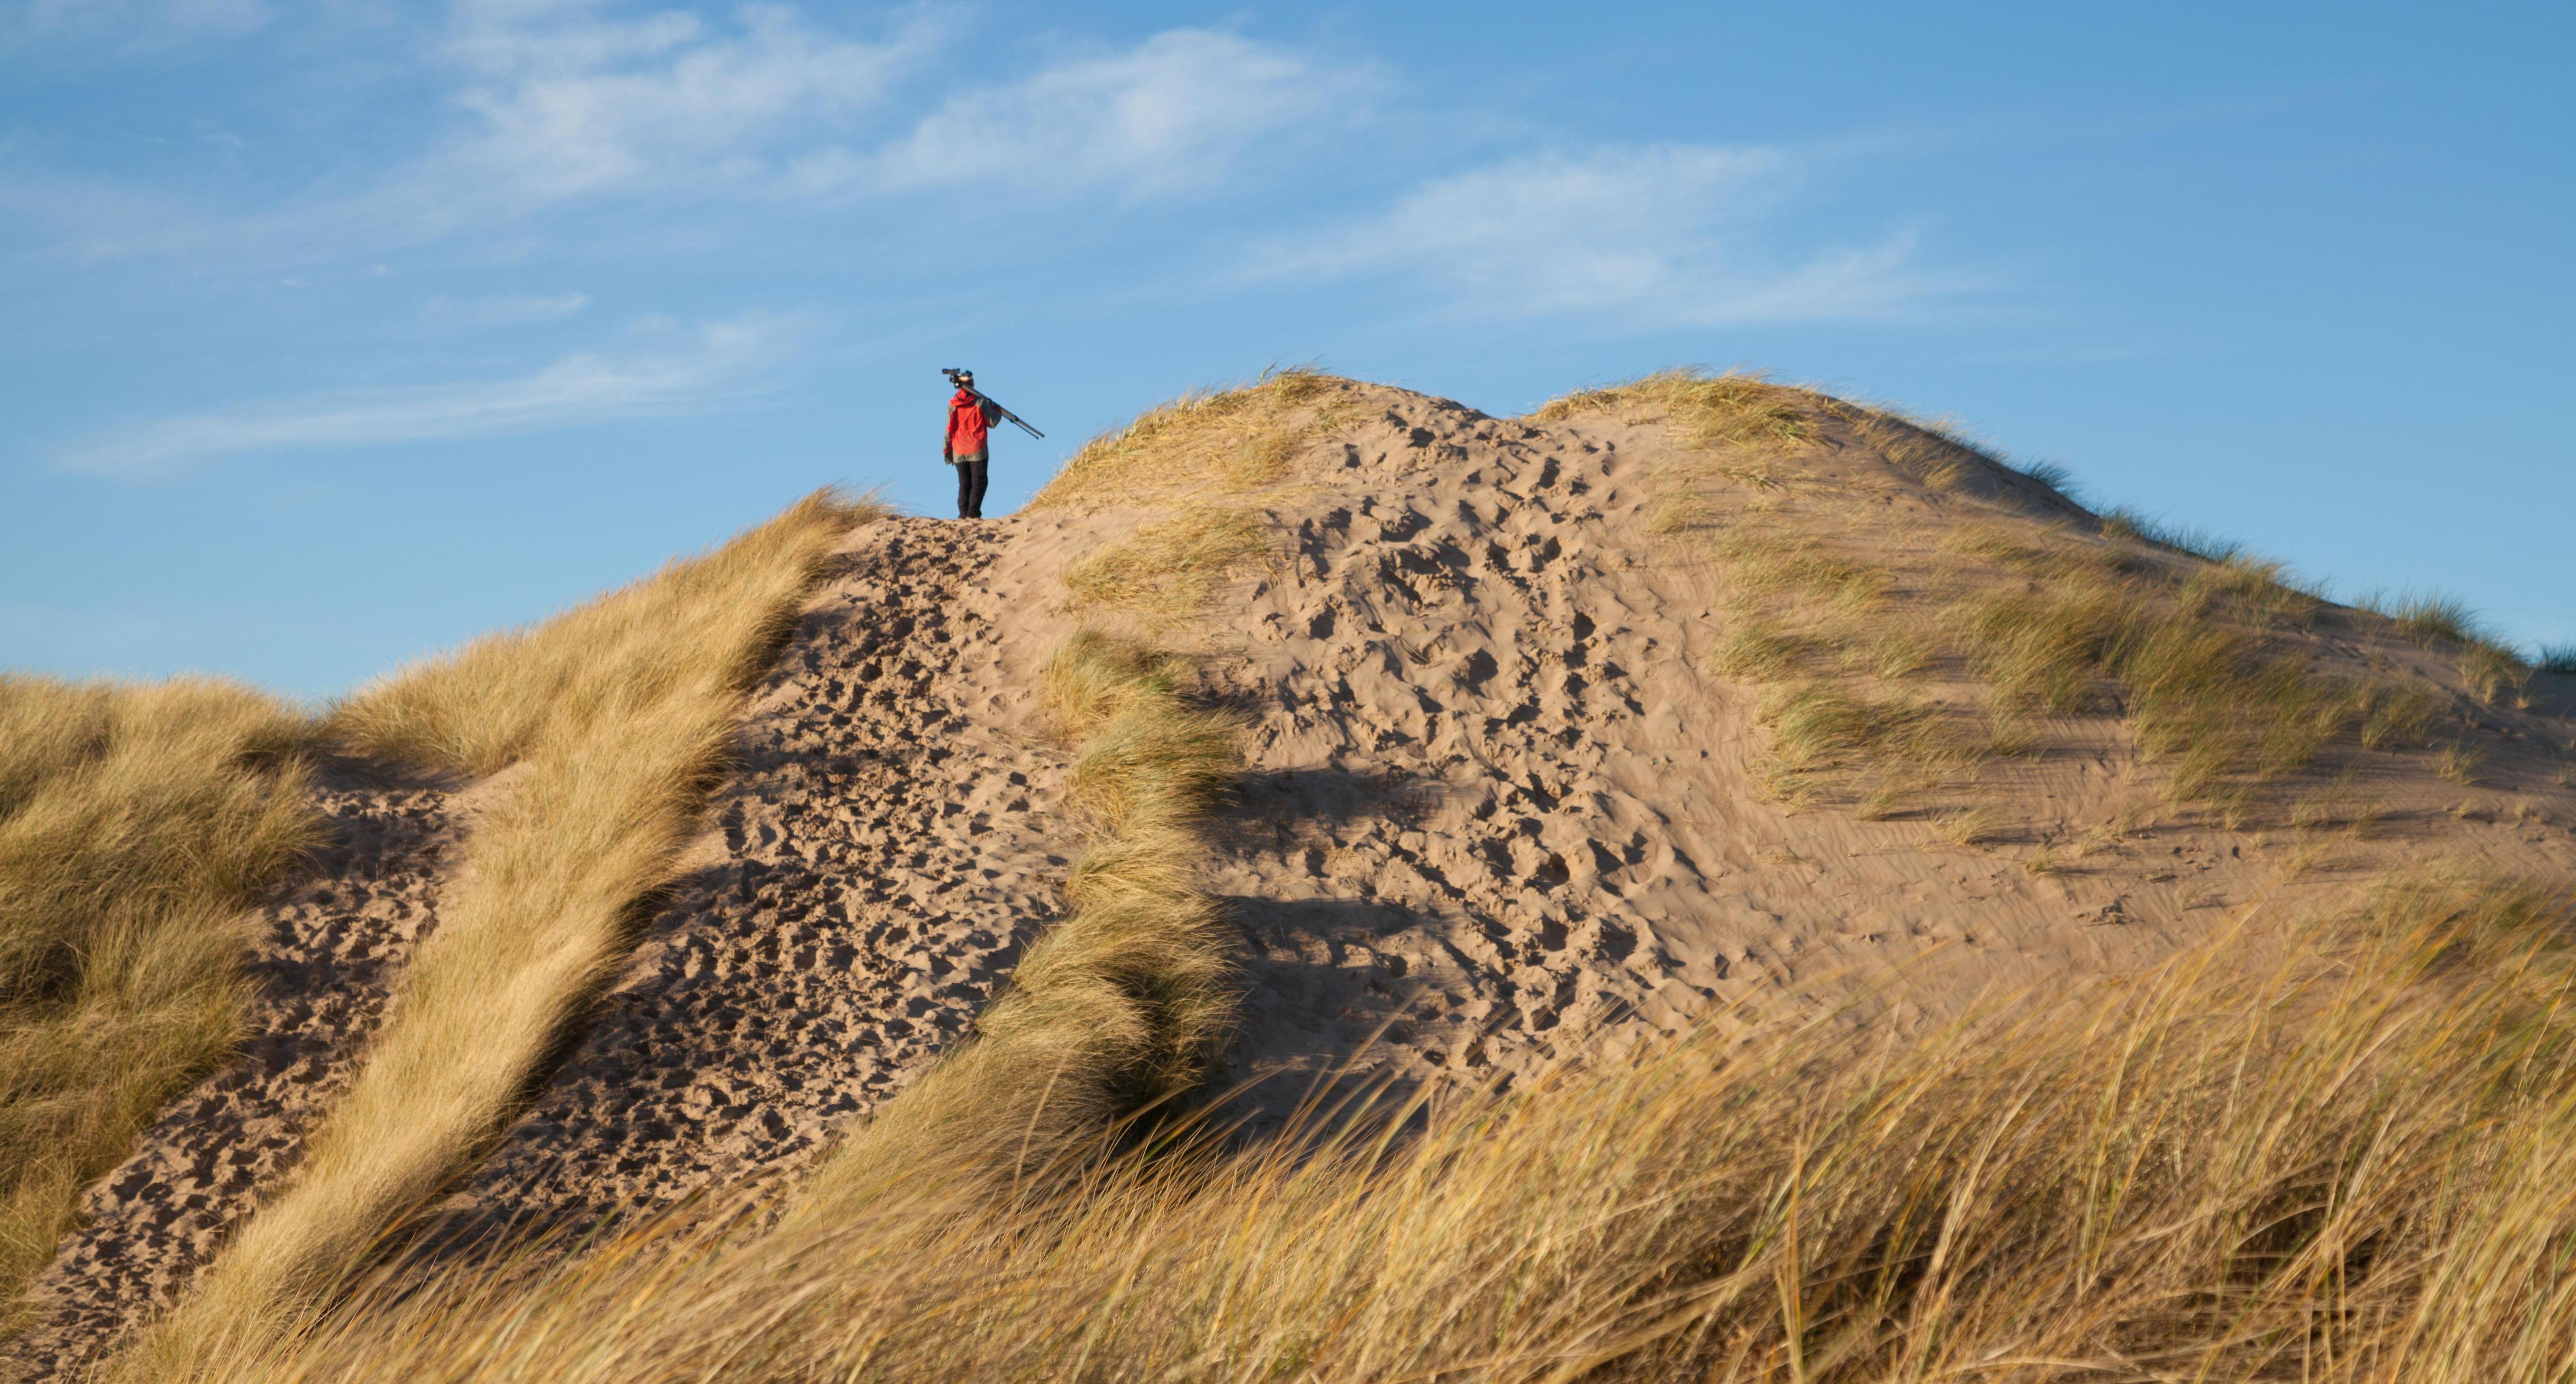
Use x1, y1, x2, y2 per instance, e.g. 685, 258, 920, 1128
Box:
40, 10, 1351, 261
45, 2, 951, 261
796, 29, 1377, 199
419, 291, 593, 330
1258, 144, 1969, 328
56, 314, 799, 481
433, 0, 946, 203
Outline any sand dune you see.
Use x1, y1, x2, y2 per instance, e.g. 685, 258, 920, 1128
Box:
8, 375, 2573, 1379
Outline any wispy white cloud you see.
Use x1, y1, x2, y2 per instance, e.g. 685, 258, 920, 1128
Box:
799, 29, 1374, 199
26, 10, 1365, 262
1257, 144, 1971, 328
431, 0, 945, 204
41, 2, 948, 259
58, 313, 798, 479
419, 290, 593, 329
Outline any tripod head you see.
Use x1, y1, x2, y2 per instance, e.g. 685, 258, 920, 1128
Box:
937, 368, 1043, 438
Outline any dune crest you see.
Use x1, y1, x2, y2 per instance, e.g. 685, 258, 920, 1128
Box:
7, 373, 2574, 1380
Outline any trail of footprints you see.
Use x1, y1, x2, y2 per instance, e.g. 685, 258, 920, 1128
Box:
21, 401, 1712, 1371
7, 785, 455, 1380
12, 522, 1071, 1377
420, 521, 1072, 1246
1218, 403, 1724, 1122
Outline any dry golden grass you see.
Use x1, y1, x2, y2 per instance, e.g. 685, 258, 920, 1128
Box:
1931, 806, 2001, 846
1716, 509, 2448, 819
1716, 531, 1892, 612
323, 491, 876, 778
788, 628, 1239, 1223
1533, 367, 1820, 452
1756, 683, 1959, 778
1957, 569, 2364, 802
2181, 553, 2324, 626
0, 677, 316, 1326
1062, 507, 1271, 619
175, 874, 2576, 1384
2459, 640, 2532, 705
1027, 368, 1346, 511
1582, 372, 2568, 839
2435, 741, 2488, 786
2387, 592, 2481, 646
110, 490, 876, 1375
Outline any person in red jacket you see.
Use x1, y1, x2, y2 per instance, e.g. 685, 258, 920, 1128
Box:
943, 371, 1001, 519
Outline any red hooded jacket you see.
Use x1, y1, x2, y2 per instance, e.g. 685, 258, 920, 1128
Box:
946, 389, 992, 458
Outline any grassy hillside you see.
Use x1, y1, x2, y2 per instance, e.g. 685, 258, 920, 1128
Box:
0, 678, 316, 1326
111, 490, 879, 1373
1549, 370, 2535, 831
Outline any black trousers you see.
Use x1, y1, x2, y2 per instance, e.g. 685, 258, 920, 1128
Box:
953, 453, 989, 519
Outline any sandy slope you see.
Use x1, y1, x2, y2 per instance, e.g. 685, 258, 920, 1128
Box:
4, 779, 454, 1379
1187, 386, 2576, 1119
410, 520, 1083, 1251
13, 380, 2574, 1374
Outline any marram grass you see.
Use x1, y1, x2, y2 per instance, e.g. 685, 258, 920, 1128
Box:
167, 873, 2576, 1384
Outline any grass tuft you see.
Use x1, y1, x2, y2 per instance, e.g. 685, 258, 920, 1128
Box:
1029, 369, 1347, 510
1530, 368, 1819, 451
2539, 642, 2576, 676
2009, 458, 2076, 493
2459, 640, 2530, 704
2387, 592, 2482, 647
1062, 508, 1270, 619
0, 677, 317, 1326
2182, 554, 2322, 625
2435, 741, 2487, 786
2098, 506, 2241, 561
1959, 569, 2360, 800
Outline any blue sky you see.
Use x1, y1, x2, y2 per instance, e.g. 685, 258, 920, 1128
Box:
4, 0, 2569, 698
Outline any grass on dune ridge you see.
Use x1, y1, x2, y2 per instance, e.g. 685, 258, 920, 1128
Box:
0, 678, 317, 1328
1028, 366, 1346, 511
326, 491, 873, 778
111, 489, 879, 1376
1553, 369, 2546, 822
178, 873, 2576, 1384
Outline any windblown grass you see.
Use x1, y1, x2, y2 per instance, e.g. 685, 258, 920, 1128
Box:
1958, 570, 2359, 801
0, 678, 316, 1326
2387, 592, 2481, 647
1533, 368, 1819, 451
2097, 506, 2242, 561
1029, 368, 1346, 511
111, 490, 876, 1375
324, 492, 879, 778
1062, 507, 1271, 619
180, 874, 2576, 1384
1756, 683, 1961, 782
787, 628, 1239, 1222
1707, 484, 2461, 819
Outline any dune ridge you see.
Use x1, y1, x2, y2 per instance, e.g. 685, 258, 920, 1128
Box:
5, 373, 2573, 1381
